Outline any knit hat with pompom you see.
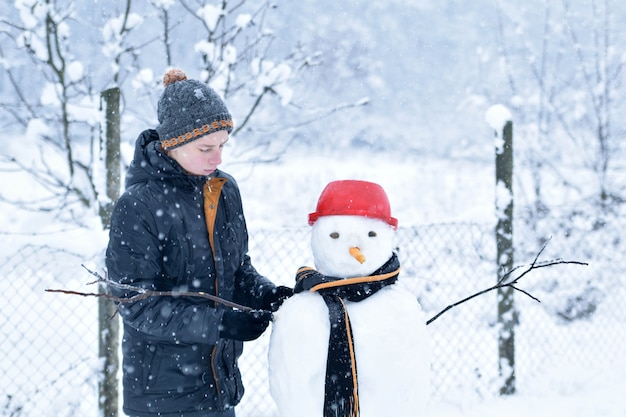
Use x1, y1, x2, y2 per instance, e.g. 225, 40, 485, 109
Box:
156, 68, 233, 150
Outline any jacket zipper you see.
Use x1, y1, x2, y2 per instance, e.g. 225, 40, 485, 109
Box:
203, 176, 228, 402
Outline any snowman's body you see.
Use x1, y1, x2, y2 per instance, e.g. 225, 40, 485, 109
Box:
269, 194, 431, 417
269, 283, 430, 417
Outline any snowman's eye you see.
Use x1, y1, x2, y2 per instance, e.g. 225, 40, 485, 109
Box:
330, 232, 340, 239
368, 231, 377, 237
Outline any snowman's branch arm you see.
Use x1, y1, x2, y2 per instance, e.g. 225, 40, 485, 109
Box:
494, 238, 548, 286
423, 279, 539, 325
425, 249, 587, 326
45, 264, 254, 315
426, 286, 493, 325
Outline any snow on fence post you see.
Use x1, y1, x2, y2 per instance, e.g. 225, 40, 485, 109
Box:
486, 104, 516, 395
99, 87, 121, 417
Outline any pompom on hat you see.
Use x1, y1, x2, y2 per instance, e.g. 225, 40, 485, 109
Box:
156, 68, 233, 150
308, 180, 398, 229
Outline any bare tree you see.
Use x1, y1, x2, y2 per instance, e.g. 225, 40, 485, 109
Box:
163, 0, 366, 162
493, 0, 625, 223
559, 0, 623, 209
0, 1, 101, 226
0, 0, 329, 223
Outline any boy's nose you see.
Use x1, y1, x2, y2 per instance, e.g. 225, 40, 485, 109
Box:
209, 152, 222, 165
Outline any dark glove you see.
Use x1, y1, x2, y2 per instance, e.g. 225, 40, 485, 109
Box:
261, 286, 294, 312
219, 309, 272, 341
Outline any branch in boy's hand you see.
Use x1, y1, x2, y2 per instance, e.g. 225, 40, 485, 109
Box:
426, 241, 588, 326
45, 264, 255, 317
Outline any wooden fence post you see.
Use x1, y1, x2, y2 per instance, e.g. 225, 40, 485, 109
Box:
496, 119, 516, 395
99, 86, 121, 417
487, 105, 516, 395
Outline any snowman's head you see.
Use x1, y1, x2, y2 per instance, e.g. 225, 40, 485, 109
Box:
310, 215, 395, 278
308, 180, 398, 278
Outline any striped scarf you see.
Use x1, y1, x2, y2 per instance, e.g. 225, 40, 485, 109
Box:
294, 253, 400, 417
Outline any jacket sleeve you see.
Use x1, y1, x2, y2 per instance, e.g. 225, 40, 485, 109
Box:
234, 252, 276, 309
105, 193, 223, 344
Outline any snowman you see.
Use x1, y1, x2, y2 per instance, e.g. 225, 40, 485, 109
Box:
269, 180, 431, 417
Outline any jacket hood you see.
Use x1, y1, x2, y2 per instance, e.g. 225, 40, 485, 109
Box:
125, 129, 205, 189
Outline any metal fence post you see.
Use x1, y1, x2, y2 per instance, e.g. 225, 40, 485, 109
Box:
495, 118, 516, 395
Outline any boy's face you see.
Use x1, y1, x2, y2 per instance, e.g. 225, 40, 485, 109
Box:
167, 130, 229, 176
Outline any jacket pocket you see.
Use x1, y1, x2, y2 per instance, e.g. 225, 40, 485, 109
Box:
219, 375, 244, 408
212, 340, 243, 406
143, 342, 208, 394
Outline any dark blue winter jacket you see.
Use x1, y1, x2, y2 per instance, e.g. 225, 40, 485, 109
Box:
105, 129, 275, 417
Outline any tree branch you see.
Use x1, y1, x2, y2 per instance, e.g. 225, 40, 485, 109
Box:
426, 241, 588, 325
45, 265, 255, 317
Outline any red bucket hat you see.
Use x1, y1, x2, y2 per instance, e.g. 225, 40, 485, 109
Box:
308, 180, 398, 229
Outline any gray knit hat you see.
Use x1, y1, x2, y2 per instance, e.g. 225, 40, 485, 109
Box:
156, 68, 233, 150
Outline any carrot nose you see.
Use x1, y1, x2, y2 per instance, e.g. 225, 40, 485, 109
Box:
349, 247, 366, 264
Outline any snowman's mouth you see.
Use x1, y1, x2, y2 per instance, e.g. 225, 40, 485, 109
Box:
349, 247, 366, 264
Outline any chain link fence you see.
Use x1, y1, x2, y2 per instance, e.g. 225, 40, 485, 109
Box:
1, 218, 625, 416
